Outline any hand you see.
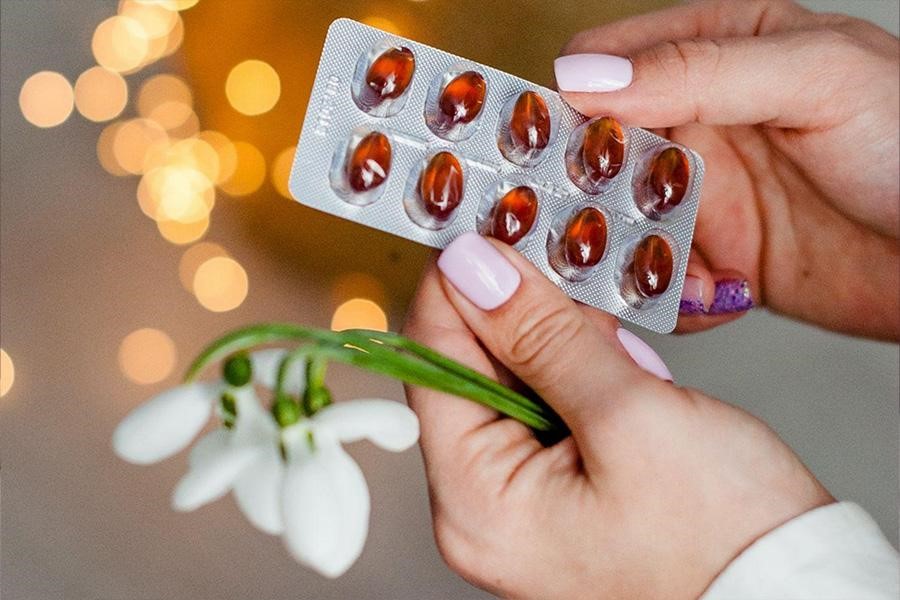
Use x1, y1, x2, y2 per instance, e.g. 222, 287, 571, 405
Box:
556, 0, 900, 339
403, 234, 833, 599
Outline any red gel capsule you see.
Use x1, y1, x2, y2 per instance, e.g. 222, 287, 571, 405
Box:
437, 71, 486, 129
582, 117, 625, 183
508, 91, 551, 154
564, 207, 607, 268
418, 151, 464, 220
359, 47, 415, 109
632, 234, 674, 298
346, 132, 392, 193
490, 186, 539, 245
643, 147, 690, 215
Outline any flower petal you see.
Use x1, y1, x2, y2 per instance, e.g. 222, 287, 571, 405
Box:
250, 349, 306, 392
312, 399, 420, 452
281, 436, 370, 578
232, 445, 285, 535
189, 429, 230, 468
231, 388, 278, 447
113, 382, 219, 465
172, 445, 261, 512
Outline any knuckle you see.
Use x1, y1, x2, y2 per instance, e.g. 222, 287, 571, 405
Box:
507, 299, 585, 378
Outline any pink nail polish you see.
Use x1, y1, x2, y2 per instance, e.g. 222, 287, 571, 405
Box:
554, 53, 633, 93
438, 232, 521, 310
616, 328, 673, 381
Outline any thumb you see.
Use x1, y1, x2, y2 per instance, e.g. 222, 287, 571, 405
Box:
435, 233, 673, 446
556, 29, 854, 129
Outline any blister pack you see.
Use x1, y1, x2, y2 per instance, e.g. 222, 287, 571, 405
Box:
289, 18, 704, 333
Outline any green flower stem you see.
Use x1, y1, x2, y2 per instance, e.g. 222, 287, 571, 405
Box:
350, 329, 551, 416
185, 323, 562, 432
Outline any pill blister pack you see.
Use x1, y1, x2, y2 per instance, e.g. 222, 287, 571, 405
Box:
289, 18, 704, 333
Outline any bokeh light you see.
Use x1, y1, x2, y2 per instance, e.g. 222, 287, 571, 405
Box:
118, 328, 177, 384
74, 67, 128, 122
193, 256, 249, 312
118, 0, 178, 39
157, 216, 209, 245
97, 122, 130, 176
0, 349, 14, 398
331, 298, 389, 332
271, 145, 296, 199
225, 59, 281, 116
143, 137, 220, 184
219, 141, 266, 196
361, 16, 402, 35
19, 71, 74, 128
198, 130, 237, 184
137, 74, 192, 129
330, 272, 387, 309
92, 15, 150, 73
138, 165, 214, 223
113, 118, 168, 174
178, 242, 228, 291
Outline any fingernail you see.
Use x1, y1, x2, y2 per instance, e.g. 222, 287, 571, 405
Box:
678, 275, 707, 315
616, 328, 673, 382
554, 53, 633, 92
708, 279, 754, 315
438, 232, 521, 310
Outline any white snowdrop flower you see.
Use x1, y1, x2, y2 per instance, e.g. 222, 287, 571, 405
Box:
113, 381, 222, 465
112, 343, 420, 578
172, 388, 286, 536
112, 350, 301, 466
280, 399, 419, 578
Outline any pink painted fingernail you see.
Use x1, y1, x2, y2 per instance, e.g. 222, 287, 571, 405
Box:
554, 53, 633, 92
679, 275, 707, 315
616, 328, 673, 381
438, 232, 521, 310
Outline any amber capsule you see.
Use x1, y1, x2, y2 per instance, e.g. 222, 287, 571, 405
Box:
643, 147, 690, 215
346, 131, 392, 193
490, 186, 538, 245
632, 234, 673, 298
359, 47, 415, 109
563, 207, 607, 268
436, 71, 486, 129
582, 117, 625, 183
418, 151, 464, 220
508, 91, 551, 154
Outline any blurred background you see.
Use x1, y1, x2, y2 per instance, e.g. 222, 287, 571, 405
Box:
1, 1, 897, 598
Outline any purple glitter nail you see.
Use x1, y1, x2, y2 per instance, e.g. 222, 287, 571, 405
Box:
708, 279, 754, 314
679, 298, 706, 315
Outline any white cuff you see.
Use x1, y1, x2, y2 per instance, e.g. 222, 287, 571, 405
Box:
702, 502, 899, 600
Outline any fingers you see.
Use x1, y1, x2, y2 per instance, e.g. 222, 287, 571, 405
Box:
556, 4, 858, 128
675, 250, 753, 333
560, 0, 809, 57
401, 257, 505, 459
435, 233, 671, 447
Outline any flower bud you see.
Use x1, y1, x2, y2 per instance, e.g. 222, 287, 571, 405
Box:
303, 386, 332, 416
223, 352, 252, 387
272, 394, 301, 427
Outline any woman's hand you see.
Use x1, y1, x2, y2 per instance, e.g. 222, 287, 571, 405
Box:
555, 0, 899, 339
403, 234, 832, 599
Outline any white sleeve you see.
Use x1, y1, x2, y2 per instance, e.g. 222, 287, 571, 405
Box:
702, 502, 899, 600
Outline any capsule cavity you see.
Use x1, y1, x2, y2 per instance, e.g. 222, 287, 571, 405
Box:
357, 46, 415, 111
632, 234, 673, 298
346, 131, 392, 192
564, 206, 608, 269
490, 186, 539, 246
418, 151, 464, 221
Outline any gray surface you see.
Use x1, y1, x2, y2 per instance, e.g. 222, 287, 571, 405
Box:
1, 1, 897, 599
